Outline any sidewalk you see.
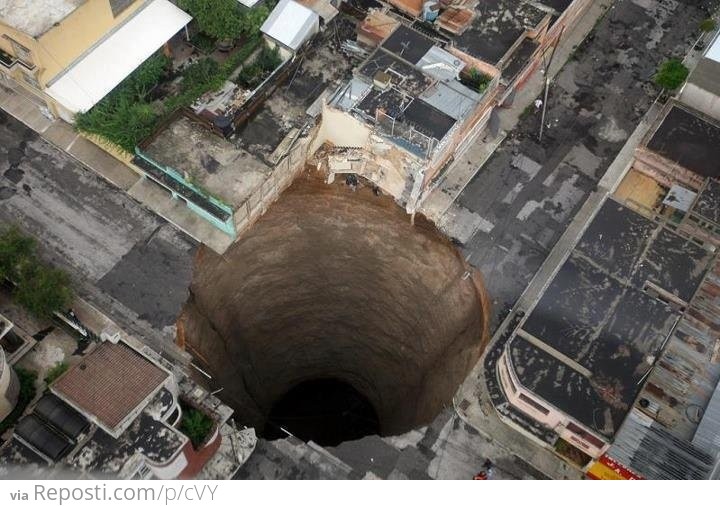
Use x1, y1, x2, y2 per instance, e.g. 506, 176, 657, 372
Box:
0, 82, 234, 255
420, 0, 614, 237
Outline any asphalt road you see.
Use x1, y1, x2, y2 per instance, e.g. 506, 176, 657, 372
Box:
0, 110, 197, 351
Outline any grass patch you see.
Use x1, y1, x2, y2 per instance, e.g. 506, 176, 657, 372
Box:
0, 367, 37, 436
44, 362, 69, 385
179, 404, 214, 449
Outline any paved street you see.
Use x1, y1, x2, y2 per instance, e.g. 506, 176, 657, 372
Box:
453, 0, 716, 330
0, 110, 197, 359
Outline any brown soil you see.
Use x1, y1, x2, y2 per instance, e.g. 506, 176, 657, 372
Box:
178, 170, 490, 440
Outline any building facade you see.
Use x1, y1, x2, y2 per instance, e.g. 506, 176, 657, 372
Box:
0, 0, 190, 121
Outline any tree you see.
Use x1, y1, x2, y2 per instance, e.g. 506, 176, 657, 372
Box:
654, 58, 689, 91
0, 226, 36, 281
14, 263, 73, 318
179, 0, 244, 40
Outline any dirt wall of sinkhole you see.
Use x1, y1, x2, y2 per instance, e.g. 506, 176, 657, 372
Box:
177, 170, 490, 440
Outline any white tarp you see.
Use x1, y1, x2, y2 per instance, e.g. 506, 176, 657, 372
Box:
46, 0, 191, 114
260, 0, 319, 52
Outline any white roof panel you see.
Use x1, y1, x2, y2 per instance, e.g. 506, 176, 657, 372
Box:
261, 0, 319, 51
237, 0, 261, 7
46, 0, 191, 114
707, 32, 720, 63
416, 46, 466, 82
663, 184, 697, 212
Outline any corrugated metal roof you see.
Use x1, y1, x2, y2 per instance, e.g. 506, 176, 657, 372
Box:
418, 79, 480, 120
46, 0, 191, 114
416, 46, 466, 82
260, 0, 319, 52
693, 379, 720, 452
607, 409, 714, 479
329, 77, 372, 111
663, 184, 696, 212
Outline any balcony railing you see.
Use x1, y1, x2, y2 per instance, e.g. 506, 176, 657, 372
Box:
0, 48, 36, 72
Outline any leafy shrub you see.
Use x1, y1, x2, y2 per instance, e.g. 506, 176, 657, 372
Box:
654, 58, 689, 91
75, 54, 170, 151
257, 44, 281, 72
181, 58, 223, 92
180, 406, 214, 449
464, 68, 492, 93
44, 362, 69, 385
190, 32, 217, 54
700, 18, 717, 32
236, 63, 262, 87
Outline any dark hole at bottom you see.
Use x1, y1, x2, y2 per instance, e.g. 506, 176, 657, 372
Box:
264, 378, 381, 447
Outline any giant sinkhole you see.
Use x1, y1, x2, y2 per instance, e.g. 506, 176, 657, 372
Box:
178, 170, 490, 447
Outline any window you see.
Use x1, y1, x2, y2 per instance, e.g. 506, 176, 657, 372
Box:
566, 422, 604, 448
6, 37, 33, 67
109, 0, 134, 17
519, 393, 550, 415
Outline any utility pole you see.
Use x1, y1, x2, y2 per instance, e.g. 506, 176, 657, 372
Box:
539, 26, 565, 142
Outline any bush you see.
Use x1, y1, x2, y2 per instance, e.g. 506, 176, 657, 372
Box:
654, 58, 689, 91
464, 68, 492, 93
190, 33, 217, 54
75, 54, 170, 151
0, 368, 37, 436
180, 406, 214, 449
256, 44, 281, 72
181, 58, 223, 93
700, 18, 717, 32
236, 63, 262, 87
44, 362, 69, 385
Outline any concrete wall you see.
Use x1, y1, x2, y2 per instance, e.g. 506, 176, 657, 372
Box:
0, 0, 146, 117
0, 350, 19, 423
680, 84, 720, 122
498, 347, 609, 459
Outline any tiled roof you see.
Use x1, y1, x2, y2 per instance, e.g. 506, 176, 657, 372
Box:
52, 342, 168, 434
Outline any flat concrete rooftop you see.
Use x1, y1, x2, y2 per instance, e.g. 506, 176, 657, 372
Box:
693, 179, 720, 225
144, 116, 274, 211
452, 0, 547, 65
0, 0, 85, 37
509, 199, 716, 437
647, 104, 720, 179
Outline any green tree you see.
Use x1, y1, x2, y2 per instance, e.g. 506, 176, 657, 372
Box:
654, 58, 689, 91
179, 0, 244, 40
15, 263, 73, 318
0, 226, 36, 281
